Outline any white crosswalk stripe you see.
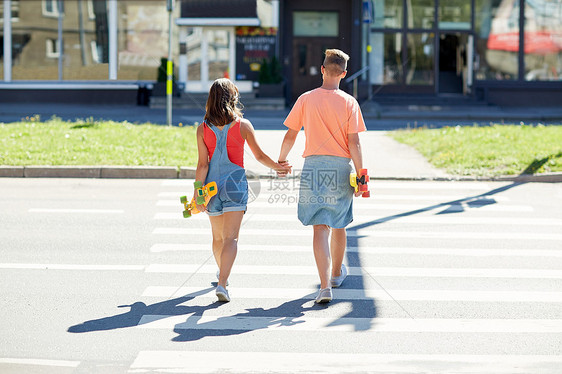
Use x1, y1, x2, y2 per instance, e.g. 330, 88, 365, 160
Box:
149, 243, 562, 257
130, 351, 562, 374
152, 227, 562, 240
144, 264, 562, 279
154, 211, 561, 225
133, 179, 562, 373
157, 199, 534, 212
141, 286, 562, 302
136, 315, 562, 333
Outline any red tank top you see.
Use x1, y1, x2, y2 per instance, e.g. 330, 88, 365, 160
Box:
203, 118, 245, 168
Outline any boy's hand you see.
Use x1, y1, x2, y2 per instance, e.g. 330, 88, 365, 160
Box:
276, 160, 292, 177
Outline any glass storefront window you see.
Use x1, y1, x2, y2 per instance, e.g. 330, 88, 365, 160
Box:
439, 0, 471, 30
293, 11, 339, 37
207, 29, 230, 81
475, 0, 519, 80
372, 0, 402, 29
407, 0, 435, 29
8, 0, 109, 80
369, 32, 403, 84
1, 1, 4, 80
117, 1, 178, 81
523, 0, 562, 81
406, 32, 434, 85
187, 28, 202, 81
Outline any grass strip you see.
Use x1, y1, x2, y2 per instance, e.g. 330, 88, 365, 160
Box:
390, 124, 562, 177
0, 116, 198, 167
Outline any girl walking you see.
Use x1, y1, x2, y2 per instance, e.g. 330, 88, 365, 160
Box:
194, 78, 290, 302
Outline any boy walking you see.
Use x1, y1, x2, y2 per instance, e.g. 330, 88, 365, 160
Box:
278, 49, 366, 303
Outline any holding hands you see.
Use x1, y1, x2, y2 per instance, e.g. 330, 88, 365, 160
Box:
276, 160, 292, 177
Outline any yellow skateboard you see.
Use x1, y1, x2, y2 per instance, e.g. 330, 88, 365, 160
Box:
180, 181, 217, 218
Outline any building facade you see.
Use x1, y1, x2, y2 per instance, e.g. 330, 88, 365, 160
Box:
1, 0, 561, 105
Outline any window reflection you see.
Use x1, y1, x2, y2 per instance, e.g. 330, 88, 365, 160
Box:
117, 1, 177, 81
186, 28, 202, 81
207, 30, 230, 81
7, 0, 109, 80
523, 0, 562, 81
439, 0, 471, 30
372, 0, 403, 29
370, 32, 403, 84
475, 0, 519, 80
406, 32, 434, 85
407, 0, 435, 29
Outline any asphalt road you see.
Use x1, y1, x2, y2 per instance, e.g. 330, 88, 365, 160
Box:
1, 178, 561, 373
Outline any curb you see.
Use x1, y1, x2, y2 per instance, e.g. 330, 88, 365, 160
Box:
0, 166, 193, 179
0, 166, 560, 183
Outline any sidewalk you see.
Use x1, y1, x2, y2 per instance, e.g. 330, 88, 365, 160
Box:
1, 102, 561, 182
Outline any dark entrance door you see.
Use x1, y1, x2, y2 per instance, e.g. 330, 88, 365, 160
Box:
439, 33, 469, 94
291, 37, 339, 99
284, 0, 353, 102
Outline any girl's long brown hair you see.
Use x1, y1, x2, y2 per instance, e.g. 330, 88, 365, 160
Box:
204, 78, 243, 126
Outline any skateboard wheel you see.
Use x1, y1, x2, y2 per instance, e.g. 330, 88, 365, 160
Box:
359, 169, 368, 175
359, 184, 368, 192
196, 196, 205, 205
183, 210, 191, 218
193, 181, 203, 188
362, 191, 370, 198
180, 196, 187, 204
364, 175, 370, 182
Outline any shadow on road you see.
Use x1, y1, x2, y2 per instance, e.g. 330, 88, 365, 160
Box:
172, 296, 377, 342
67, 287, 217, 333
344, 181, 524, 320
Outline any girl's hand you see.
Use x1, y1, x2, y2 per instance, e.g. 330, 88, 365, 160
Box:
276, 160, 292, 177
193, 192, 206, 213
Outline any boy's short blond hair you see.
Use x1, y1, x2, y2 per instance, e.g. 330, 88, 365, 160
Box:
323, 49, 349, 76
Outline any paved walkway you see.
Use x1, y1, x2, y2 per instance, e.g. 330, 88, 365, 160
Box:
245, 130, 449, 180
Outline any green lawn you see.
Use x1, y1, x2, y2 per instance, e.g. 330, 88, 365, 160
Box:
390, 124, 562, 177
0, 116, 198, 167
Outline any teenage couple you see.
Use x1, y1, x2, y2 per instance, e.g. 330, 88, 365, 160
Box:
193, 49, 366, 303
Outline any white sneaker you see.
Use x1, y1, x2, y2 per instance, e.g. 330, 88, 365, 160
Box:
215, 285, 230, 302
315, 288, 332, 303
331, 264, 348, 288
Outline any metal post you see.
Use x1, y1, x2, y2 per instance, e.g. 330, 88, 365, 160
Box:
467, 34, 474, 93
108, 0, 118, 79
166, 0, 174, 126
3, 0, 12, 82
58, 0, 64, 81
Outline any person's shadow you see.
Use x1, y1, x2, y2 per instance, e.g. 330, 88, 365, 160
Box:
172, 293, 377, 342
67, 287, 218, 333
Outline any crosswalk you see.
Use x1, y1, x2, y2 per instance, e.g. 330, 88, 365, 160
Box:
130, 179, 562, 373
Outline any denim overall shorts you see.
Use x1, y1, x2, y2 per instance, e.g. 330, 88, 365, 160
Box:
205, 122, 248, 216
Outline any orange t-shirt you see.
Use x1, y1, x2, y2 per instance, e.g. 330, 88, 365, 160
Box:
284, 88, 367, 158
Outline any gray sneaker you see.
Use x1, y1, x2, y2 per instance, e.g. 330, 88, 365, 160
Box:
315, 288, 333, 303
331, 264, 348, 288
215, 285, 230, 302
